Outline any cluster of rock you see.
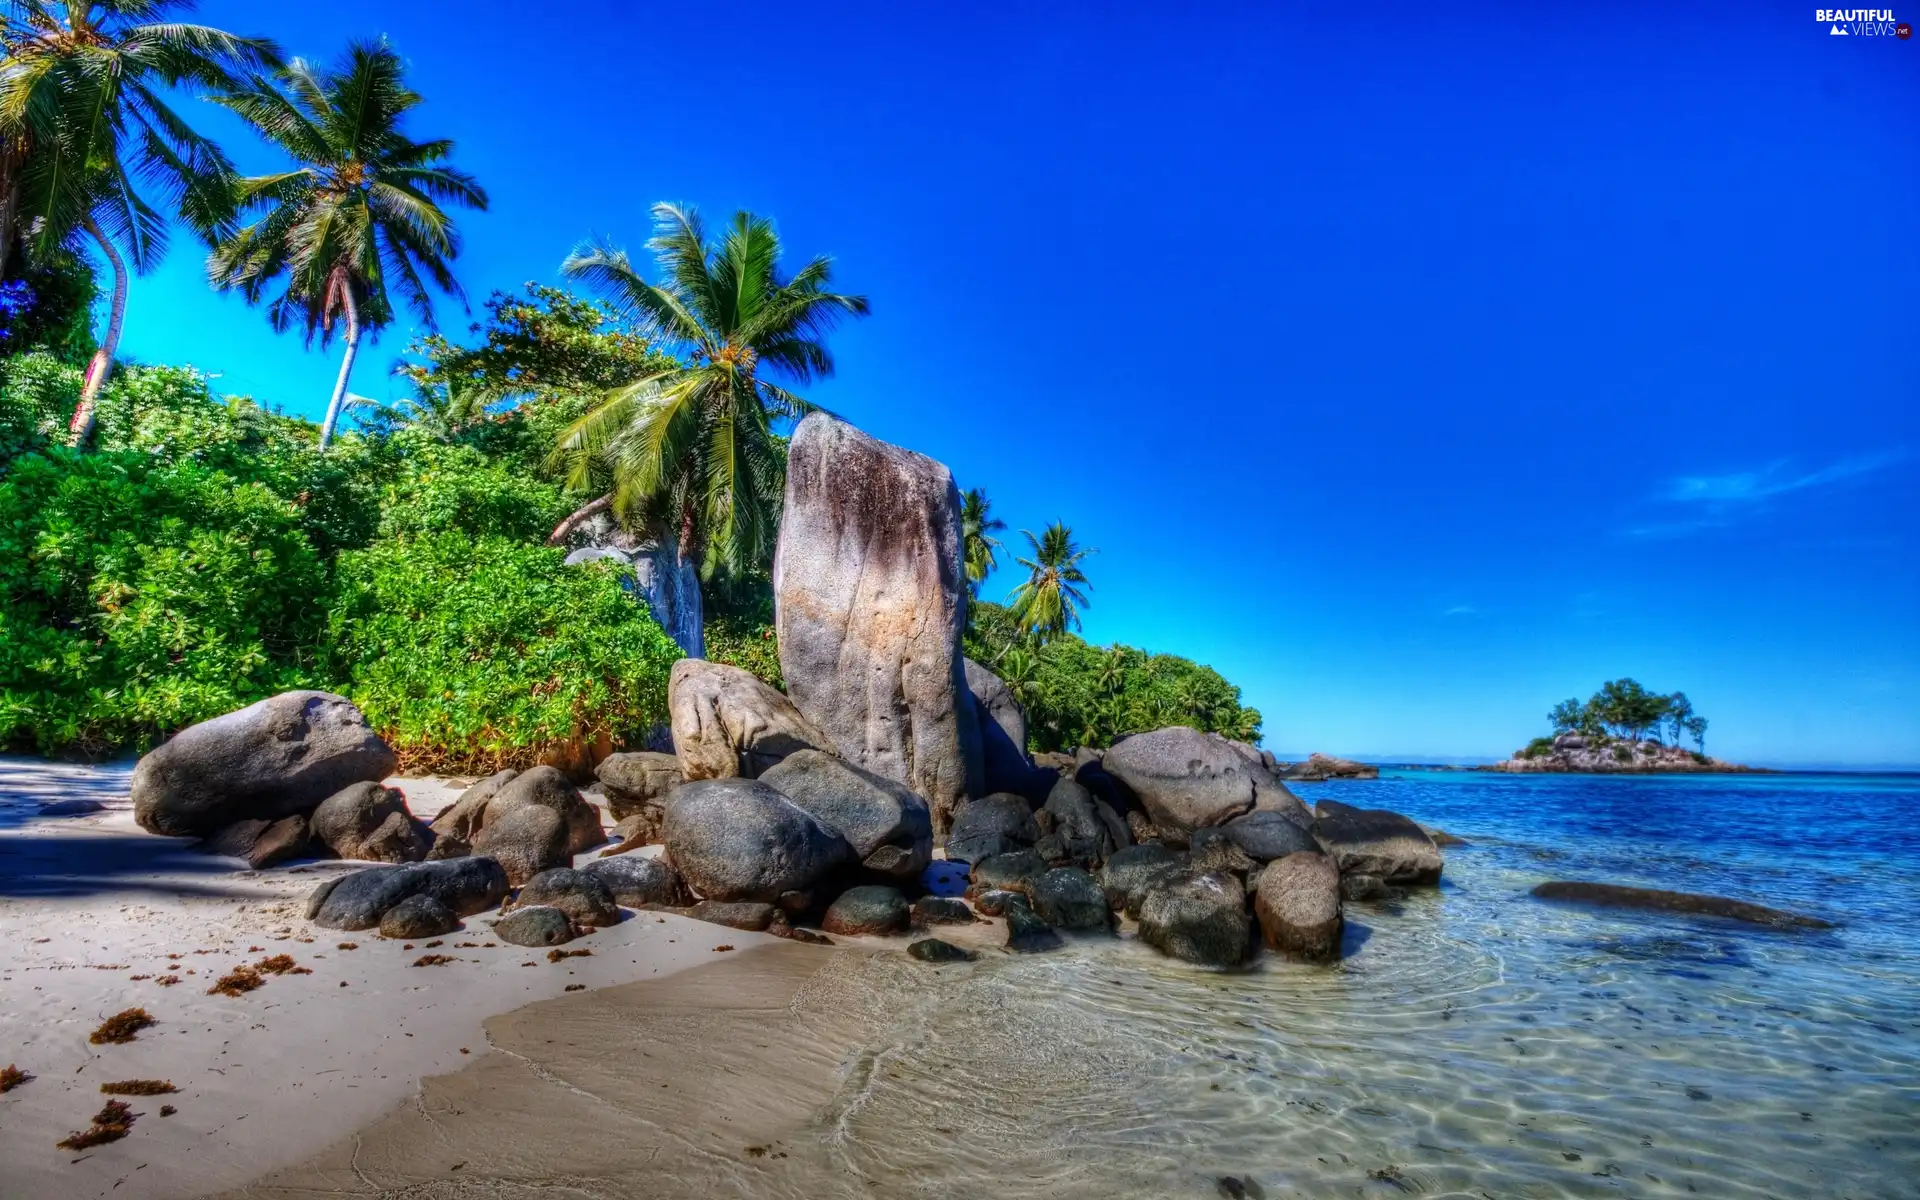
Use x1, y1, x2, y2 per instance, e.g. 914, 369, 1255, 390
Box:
1488, 732, 1755, 774
1278, 753, 1380, 781
127, 414, 1451, 968
944, 724, 1444, 967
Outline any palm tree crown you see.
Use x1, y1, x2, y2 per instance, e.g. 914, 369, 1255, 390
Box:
960, 486, 1006, 594
0, 0, 282, 443
548, 202, 869, 577
207, 37, 487, 448
1007, 521, 1093, 644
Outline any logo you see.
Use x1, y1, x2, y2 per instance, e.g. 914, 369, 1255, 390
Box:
1816, 8, 1904, 34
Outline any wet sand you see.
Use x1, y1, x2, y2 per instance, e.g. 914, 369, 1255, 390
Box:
222, 942, 885, 1200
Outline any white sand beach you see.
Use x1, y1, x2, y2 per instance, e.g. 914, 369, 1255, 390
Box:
0, 757, 768, 1200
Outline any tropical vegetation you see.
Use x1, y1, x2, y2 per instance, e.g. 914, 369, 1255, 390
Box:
1519, 678, 1708, 758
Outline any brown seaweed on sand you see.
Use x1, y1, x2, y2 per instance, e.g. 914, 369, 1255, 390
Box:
1, 1064, 32, 1092
411, 954, 455, 967
99, 1080, 177, 1096
89, 1009, 155, 1045
57, 1099, 136, 1150
208, 966, 263, 997
547, 948, 592, 963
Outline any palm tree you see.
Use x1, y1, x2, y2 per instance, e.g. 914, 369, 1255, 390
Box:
0, 0, 281, 444
960, 486, 1006, 595
546, 203, 869, 577
1006, 521, 1093, 644
207, 38, 486, 450
365, 368, 498, 442
1095, 645, 1132, 696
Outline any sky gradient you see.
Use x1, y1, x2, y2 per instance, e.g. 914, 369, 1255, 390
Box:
115, 1, 1919, 767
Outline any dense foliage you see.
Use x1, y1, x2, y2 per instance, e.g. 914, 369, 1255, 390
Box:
965, 600, 1261, 752
324, 533, 681, 773
1537, 678, 1707, 751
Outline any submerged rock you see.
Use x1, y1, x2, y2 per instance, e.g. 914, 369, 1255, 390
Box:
132, 691, 395, 838
1530, 881, 1832, 929
1138, 871, 1250, 968
1312, 800, 1443, 884
1254, 852, 1343, 961
774, 413, 983, 833
908, 937, 978, 963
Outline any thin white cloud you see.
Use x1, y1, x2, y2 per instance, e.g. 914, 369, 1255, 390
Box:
1442, 604, 1477, 617
1623, 449, 1906, 538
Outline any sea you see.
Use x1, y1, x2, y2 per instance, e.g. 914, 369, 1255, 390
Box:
777, 769, 1920, 1199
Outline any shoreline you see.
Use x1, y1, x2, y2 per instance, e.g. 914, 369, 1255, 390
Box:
0, 756, 763, 1200
219, 940, 880, 1199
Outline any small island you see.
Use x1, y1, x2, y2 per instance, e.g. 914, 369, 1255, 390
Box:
1485, 679, 1761, 774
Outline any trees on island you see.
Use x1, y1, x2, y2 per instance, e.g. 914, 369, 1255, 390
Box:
1547, 678, 1707, 752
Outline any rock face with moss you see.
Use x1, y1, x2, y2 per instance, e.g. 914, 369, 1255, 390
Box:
773, 414, 983, 832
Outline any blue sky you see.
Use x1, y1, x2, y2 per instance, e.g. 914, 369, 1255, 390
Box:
118, 2, 1918, 767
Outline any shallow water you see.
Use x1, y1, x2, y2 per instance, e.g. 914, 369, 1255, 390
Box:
777, 771, 1920, 1199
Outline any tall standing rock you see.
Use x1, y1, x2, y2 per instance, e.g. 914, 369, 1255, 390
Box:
773, 414, 982, 831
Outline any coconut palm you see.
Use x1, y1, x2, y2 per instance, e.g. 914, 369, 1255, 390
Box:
1095, 645, 1132, 696
546, 203, 869, 577
206, 38, 486, 450
960, 486, 1006, 594
1007, 521, 1093, 644
0, 0, 281, 444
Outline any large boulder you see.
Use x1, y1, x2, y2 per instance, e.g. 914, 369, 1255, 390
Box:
1100, 727, 1268, 847
594, 752, 684, 821
1138, 871, 1251, 968
471, 805, 571, 886
492, 905, 575, 947
1100, 842, 1183, 917
668, 659, 836, 780
945, 793, 1040, 866
758, 750, 932, 883
967, 848, 1048, 897
773, 413, 983, 833
662, 778, 854, 902
309, 782, 429, 863
580, 853, 689, 908
515, 868, 621, 928
821, 885, 911, 936
379, 894, 459, 940
1030, 867, 1110, 931
1254, 851, 1343, 961
429, 769, 517, 841
1219, 810, 1319, 862
484, 766, 605, 856
306, 858, 511, 931
132, 691, 396, 838
1037, 776, 1128, 869
966, 658, 1041, 797
1312, 799, 1443, 884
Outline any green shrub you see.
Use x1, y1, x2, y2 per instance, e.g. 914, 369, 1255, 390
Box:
705, 613, 783, 689
0, 450, 326, 755
0, 350, 81, 464
376, 442, 571, 543
325, 532, 682, 773
1519, 736, 1557, 759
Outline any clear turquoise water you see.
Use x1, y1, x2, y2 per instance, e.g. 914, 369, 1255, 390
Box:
774, 770, 1920, 1199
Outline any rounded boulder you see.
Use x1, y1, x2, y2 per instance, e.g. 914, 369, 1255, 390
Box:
663, 777, 854, 903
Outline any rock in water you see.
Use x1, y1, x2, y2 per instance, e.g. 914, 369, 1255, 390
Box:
667, 659, 837, 780
946, 793, 1041, 866
1004, 900, 1064, 953
379, 894, 458, 939
516, 868, 621, 928
483, 766, 604, 856
663, 778, 854, 902
1030, 867, 1111, 931
1254, 852, 1343, 961
1530, 881, 1832, 929
492, 905, 575, 947
757, 750, 933, 883
1100, 843, 1183, 917
310, 782, 429, 863
132, 691, 396, 837
967, 658, 1041, 796
594, 752, 684, 820
822, 885, 911, 936
471, 805, 571, 886
909, 938, 978, 963
580, 854, 689, 908
1100, 727, 1267, 847
773, 413, 983, 833
307, 859, 511, 930
1139, 871, 1251, 968
1280, 753, 1380, 781
1312, 799, 1443, 885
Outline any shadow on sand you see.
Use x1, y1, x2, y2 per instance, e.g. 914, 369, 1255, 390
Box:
0, 830, 277, 900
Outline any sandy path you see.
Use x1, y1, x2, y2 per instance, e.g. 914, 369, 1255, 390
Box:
0, 756, 768, 1200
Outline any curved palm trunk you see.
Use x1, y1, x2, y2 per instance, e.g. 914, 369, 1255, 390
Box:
68, 216, 128, 448
318, 288, 361, 452
547, 494, 612, 545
